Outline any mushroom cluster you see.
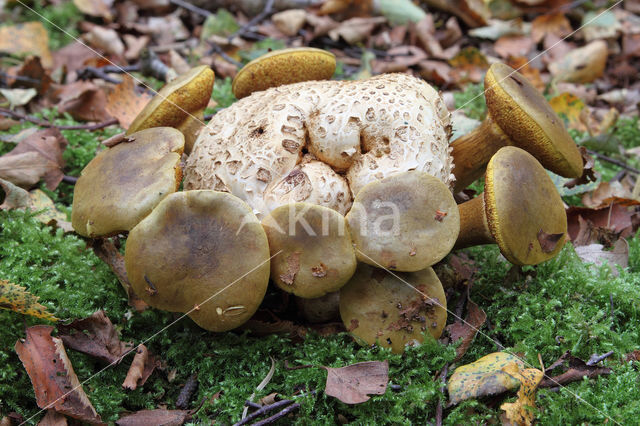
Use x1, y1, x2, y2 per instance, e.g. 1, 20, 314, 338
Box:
71, 49, 582, 352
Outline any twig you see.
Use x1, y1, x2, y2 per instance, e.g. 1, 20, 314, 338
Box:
77, 65, 139, 84
62, 175, 78, 184
586, 351, 615, 366
283, 360, 312, 370
0, 71, 42, 85
170, 0, 212, 17
227, 0, 276, 42
435, 363, 449, 426
252, 402, 300, 426
609, 294, 615, 327
176, 373, 199, 409
0, 107, 118, 130
244, 401, 262, 409
233, 399, 294, 426
586, 149, 640, 175
207, 42, 244, 68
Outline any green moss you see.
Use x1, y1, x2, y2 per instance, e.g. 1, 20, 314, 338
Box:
453, 83, 487, 121
208, 77, 236, 114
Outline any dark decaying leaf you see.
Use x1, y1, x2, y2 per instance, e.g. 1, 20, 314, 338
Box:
537, 229, 565, 253
540, 351, 612, 388
564, 147, 597, 189
14, 325, 103, 424
37, 409, 68, 426
116, 409, 190, 426
122, 344, 160, 390
567, 201, 640, 244
446, 299, 487, 361
323, 360, 389, 404
58, 310, 133, 364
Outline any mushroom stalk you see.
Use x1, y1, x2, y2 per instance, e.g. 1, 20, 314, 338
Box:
450, 117, 512, 193
454, 193, 493, 249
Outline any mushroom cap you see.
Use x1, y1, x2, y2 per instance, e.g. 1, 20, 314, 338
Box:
339, 263, 447, 354
346, 171, 460, 272
127, 65, 214, 152
296, 291, 340, 323
124, 190, 270, 332
262, 202, 357, 298
485, 146, 567, 265
185, 73, 453, 219
232, 47, 336, 99
485, 62, 583, 178
71, 127, 184, 237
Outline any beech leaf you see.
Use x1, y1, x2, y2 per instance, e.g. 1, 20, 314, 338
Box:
0, 280, 58, 321
323, 360, 388, 404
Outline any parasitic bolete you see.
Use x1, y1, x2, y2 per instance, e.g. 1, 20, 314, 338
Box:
450, 62, 583, 192
232, 47, 336, 99
125, 190, 271, 332
340, 263, 447, 354
127, 65, 214, 153
71, 127, 184, 237
346, 170, 460, 272
455, 146, 568, 265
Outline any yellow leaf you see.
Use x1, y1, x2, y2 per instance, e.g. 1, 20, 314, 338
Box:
0, 280, 58, 321
500, 364, 544, 426
447, 352, 524, 405
549, 93, 587, 132
0, 22, 53, 68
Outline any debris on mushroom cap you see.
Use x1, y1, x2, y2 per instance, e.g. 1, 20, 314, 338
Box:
184, 73, 454, 219
484, 146, 568, 265
124, 190, 270, 332
484, 62, 583, 178
339, 263, 447, 354
71, 127, 184, 238
126, 65, 214, 153
347, 170, 460, 272
232, 47, 336, 99
262, 202, 357, 298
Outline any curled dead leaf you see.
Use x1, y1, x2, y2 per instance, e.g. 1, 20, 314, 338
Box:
323, 360, 389, 404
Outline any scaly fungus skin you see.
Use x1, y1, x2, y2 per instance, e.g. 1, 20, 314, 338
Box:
183, 73, 454, 219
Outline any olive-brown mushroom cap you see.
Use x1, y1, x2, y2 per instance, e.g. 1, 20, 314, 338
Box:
485, 63, 583, 178
71, 127, 184, 237
262, 203, 357, 298
127, 65, 214, 153
485, 146, 568, 265
346, 171, 460, 272
339, 263, 447, 354
232, 47, 336, 99
125, 190, 270, 332
296, 292, 340, 323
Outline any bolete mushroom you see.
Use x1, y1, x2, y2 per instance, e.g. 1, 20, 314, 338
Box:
184, 73, 454, 219
340, 263, 447, 354
71, 127, 184, 237
450, 62, 583, 192
346, 170, 460, 272
127, 65, 214, 153
455, 146, 567, 265
262, 202, 357, 298
296, 292, 340, 323
232, 47, 336, 99
124, 190, 271, 332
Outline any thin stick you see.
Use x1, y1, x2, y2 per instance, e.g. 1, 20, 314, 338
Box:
227, 0, 276, 42
207, 42, 244, 68
252, 402, 300, 426
435, 363, 449, 426
586, 351, 615, 366
62, 175, 78, 184
586, 149, 640, 175
233, 399, 294, 426
0, 107, 118, 130
170, 0, 212, 17
283, 360, 312, 370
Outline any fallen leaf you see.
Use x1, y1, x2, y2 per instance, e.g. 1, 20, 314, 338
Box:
0, 22, 53, 67
446, 299, 486, 360
421, 0, 490, 27
567, 201, 640, 242
447, 352, 524, 405
549, 92, 587, 132
73, 0, 113, 21
52, 41, 102, 80
0, 87, 38, 108
54, 81, 113, 122
540, 351, 612, 388
500, 364, 544, 426
10, 56, 53, 95
15, 325, 103, 424
537, 229, 564, 253
448, 47, 489, 84
494, 35, 534, 59
105, 75, 152, 129
549, 40, 608, 84
581, 9, 621, 42
38, 409, 68, 426
58, 310, 133, 364
505, 57, 544, 91
372, 45, 428, 73
83, 26, 125, 57
574, 239, 629, 274
329, 17, 387, 44
323, 360, 389, 404
116, 409, 190, 426
582, 181, 633, 209
272, 9, 307, 36
122, 344, 159, 390
0, 280, 58, 321
531, 14, 572, 43
468, 18, 528, 40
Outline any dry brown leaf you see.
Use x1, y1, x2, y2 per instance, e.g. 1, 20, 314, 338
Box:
0, 22, 53, 68
83, 26, 125, 57
549, 40, 608, 84
505, 57, 545, 91
15, 325, 103, 424
54, 81, 113, 122
272, 9, 307, 36
323, 360, 389, 404
58, 310, 133, 364
494, 35, 534, 59
105, 75, 152, 129
448, 47, 489, 84
574, 239, 629, 274
0, 152, 56, 189
421, 0, 489, 27
11, 56, 53, 95
73, 0, 113, 21
328, 17, 386, 44
540, 351, 612, 388
446, 299, 486, 361
531, 13, 572, 44
582, 181, 633, 209
38, 410, 68, 426
122, 344, 159, 390
116, 409, 190, 426
567, 201, 639, 244
52, 41, 102, 80
372, 45, 427, 74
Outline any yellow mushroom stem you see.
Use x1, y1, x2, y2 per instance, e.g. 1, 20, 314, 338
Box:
453, 193, 493, 248
450, 117, 512, 193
